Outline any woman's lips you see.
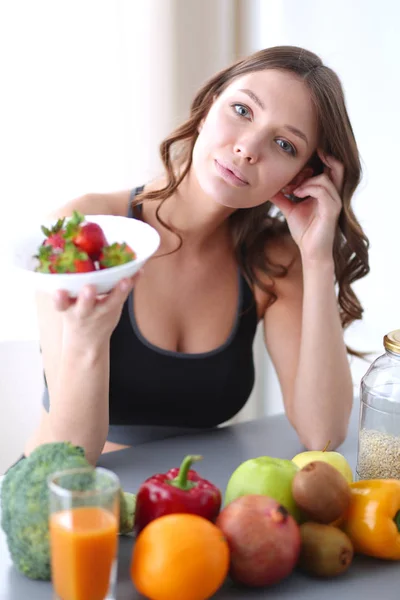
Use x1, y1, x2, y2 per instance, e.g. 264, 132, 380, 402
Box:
214, 160, 249, 187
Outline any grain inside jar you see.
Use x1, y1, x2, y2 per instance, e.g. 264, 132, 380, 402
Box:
357, 428, 400, 480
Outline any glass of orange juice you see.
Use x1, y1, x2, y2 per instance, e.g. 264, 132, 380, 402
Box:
48, 466, 120, 600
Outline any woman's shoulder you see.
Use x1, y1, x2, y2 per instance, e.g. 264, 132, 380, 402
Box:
264, 232, 301, 268
252, 233, 303, 315
46, 189, 134, 220
252, 233, 301, 283
46, 178, 166, 221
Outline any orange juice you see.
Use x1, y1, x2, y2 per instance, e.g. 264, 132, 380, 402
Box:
50, 506, 118, 600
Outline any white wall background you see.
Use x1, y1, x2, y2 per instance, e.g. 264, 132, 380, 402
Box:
0, 0, 396, 470
0, 0, 257, 472
255, 0, 400, 408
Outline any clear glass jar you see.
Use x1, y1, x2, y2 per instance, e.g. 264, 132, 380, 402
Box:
356, 329, 400, 481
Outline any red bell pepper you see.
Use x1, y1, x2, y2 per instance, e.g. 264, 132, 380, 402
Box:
134, 455, 222, 535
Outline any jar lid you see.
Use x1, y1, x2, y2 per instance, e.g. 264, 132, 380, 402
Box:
383, 330, 400, 354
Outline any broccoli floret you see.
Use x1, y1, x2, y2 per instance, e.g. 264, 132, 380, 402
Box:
1, 441, 136, 580
1, 457, 26, 538
1, 442, 89, 580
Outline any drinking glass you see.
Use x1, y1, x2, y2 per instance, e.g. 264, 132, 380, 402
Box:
48, 466, 120, 600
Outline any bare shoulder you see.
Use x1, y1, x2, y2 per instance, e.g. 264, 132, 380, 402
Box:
265, 234, 302, 284
253, 233, 303, 315
46, 189, 133, 220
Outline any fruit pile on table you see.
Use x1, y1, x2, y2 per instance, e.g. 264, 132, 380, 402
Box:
1, 443, 400, 600
130, 449, 400, 599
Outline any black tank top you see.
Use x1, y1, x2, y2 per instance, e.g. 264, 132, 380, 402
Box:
43, 187, 258, 444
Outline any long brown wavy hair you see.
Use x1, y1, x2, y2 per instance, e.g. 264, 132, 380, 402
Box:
132, 46, 370, 353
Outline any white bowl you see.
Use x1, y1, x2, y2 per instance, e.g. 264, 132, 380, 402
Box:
8, 214, 161, 297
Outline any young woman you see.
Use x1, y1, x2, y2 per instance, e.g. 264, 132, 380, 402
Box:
25, 45, 369, 465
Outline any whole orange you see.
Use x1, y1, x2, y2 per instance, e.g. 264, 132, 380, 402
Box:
130, 513, 230, 600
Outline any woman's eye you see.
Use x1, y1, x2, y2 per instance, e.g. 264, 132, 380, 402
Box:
233, 103, 251, 119
276, 139, 296, 156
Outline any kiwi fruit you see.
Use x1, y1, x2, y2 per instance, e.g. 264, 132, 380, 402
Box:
292, 461, 351, 523
298, 522, 354, 578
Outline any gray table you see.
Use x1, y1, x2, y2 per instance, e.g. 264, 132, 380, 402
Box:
1, 403, 400, 599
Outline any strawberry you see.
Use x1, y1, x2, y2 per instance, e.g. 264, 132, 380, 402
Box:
34, 245, 59, 273
65, 211, 108, 260
99, 242, 136, 269
41, 218, 66, 251
35, 242, 96, 274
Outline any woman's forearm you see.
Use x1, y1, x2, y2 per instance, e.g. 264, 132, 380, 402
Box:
291, 259, 353, 450
48, 338, 110, 465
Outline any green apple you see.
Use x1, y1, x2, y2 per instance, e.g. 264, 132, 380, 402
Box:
224, 456, 305, 523
291, 450, 353, 483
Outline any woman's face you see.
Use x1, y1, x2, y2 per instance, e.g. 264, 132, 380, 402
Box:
192, 69, 319, 209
